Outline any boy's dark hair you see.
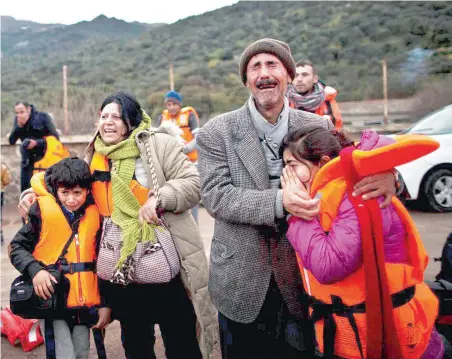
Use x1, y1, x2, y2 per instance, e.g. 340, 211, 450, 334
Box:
100, 91, 143, 133
45, 157, 92, 196
281, 124, 354, 163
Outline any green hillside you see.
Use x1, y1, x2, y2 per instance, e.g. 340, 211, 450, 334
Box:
2, 1, 452, 134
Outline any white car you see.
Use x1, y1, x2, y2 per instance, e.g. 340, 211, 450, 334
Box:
394, 105, 452, 212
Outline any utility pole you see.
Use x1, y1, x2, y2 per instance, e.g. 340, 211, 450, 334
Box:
382, 58, 389, 125
169, 62, 174, 91
63, 65, 69, 134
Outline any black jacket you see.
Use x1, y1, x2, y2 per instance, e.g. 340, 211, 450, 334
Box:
8, 104, 59, 154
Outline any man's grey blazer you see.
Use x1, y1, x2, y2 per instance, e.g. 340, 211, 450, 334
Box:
197, 102, 333, 323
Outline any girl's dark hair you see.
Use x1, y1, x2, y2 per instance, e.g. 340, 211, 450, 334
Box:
100, 91, 142, 131
45, 157, 92, 195
281, 124, 354, 163
14, 101, 30, 108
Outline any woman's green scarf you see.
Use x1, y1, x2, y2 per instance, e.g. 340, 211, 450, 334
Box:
94, 110, 158, 268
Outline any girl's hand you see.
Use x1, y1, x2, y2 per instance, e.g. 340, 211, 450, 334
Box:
92, 308, 112, 329
281, 166, 308, 194
32, 270, 58, 300
138, 195, 160, 225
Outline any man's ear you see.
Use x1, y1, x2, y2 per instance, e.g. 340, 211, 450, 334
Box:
313, 74, 319, 84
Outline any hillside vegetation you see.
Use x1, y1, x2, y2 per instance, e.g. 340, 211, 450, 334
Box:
2, 1, 451, 134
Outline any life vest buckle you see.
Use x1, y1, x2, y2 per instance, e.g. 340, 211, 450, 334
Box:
330, 295, 349, 315
57, 257, 68, 272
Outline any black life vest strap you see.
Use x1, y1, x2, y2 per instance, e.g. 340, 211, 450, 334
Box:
48, 261, 96, 274
325, 100, 336, 125
310, 285, 415, 359
92, 170, 111, 182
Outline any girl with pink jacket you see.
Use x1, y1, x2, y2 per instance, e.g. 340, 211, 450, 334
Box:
281, 126, 444, 359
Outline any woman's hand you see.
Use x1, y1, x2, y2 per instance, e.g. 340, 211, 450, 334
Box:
281, 166, 320, 221
352, 171, 396, 208
32, 270, 58, 300
92, 308, 112, 329
138, 195, 160, 225
18, 192, 37, 220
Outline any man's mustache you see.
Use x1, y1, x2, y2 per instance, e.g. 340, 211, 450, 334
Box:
256, 79, 278, 87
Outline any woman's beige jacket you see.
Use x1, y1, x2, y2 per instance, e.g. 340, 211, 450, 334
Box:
86, 127, 218, 358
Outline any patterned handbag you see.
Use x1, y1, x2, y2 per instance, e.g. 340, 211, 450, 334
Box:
97, 135, 181, 285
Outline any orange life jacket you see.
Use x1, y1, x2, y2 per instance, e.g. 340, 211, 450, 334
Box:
289, 86, 343, 130
30, 188, 101, 309
314, 86, 343, 131
33, 136, 71, 175
160, 106, 199, 162
89, 152, 150, 216
298, 135, 440, 359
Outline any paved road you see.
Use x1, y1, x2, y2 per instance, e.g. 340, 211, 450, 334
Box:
1, 203, 450, 358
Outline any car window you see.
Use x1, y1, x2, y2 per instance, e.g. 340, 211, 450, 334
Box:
409, 106, 452, 135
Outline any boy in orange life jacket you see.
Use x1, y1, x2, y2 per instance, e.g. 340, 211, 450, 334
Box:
9, 157, 111, 359
287, 59, 343, 130
157, 90, 201, 222
280, 126, 442, 359
157, 90, 200, 162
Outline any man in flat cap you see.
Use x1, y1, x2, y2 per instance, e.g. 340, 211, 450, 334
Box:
197, 38, 396, 358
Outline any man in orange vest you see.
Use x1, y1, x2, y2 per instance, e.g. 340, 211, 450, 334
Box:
287, 59, 343, 130
157, 90, 200, 221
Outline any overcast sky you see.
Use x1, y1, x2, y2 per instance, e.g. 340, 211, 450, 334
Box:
2, 0, 239, 25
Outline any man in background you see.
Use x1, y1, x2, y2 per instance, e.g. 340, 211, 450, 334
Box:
287, 59, 343, 130
8, 102, 60, 193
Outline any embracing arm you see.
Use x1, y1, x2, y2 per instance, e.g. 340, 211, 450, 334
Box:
287, 194, 362, 284
197, 123, 279, 226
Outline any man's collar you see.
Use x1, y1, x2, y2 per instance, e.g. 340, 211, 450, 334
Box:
248, 95, 289, 126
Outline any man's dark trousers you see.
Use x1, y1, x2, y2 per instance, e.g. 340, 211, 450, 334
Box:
219, 277, 315, 359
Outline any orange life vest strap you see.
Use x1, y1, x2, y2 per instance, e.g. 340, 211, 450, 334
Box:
340, 146, 402, 359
